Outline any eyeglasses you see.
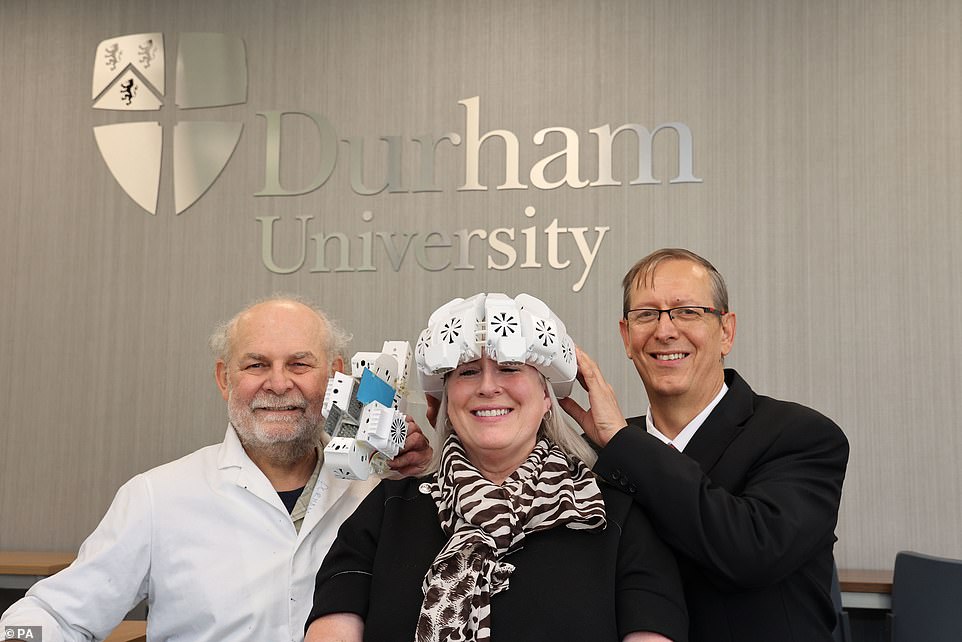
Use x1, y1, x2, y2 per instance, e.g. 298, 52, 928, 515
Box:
625, 306, 724, 326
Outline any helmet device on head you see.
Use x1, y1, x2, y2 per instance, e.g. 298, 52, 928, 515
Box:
415, 293, 577, 398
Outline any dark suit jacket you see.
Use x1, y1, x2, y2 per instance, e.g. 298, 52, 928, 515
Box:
594, 369, 849, 642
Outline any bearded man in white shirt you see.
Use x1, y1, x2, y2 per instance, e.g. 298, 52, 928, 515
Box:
1, 296, 430, 642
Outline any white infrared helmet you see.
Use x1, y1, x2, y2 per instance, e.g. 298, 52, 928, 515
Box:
415, 292, 577, 398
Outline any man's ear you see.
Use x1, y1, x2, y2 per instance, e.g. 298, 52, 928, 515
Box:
215, 360, 230, 401
330, 355, 345, 374
720, 312, 737, 357
618, 317, 631, 358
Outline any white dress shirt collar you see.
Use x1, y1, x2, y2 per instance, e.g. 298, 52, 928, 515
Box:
646, 382, 729, 452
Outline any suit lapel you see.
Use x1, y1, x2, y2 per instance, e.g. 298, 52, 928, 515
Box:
683, 370, 755, 474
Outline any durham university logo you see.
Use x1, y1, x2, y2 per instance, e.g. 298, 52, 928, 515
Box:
92, 33, 247, 215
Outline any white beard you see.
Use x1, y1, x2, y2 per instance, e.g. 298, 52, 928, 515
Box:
227, 388, 323, 465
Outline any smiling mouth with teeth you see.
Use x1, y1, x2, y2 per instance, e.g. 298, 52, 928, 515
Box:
654, 353, 688, 361
473, 408, 511, 417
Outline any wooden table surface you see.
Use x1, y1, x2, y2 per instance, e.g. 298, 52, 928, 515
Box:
1, 552, 144, 641
103, 621, 147, 642
0, 551, 74, 575
838, 568, 893, 594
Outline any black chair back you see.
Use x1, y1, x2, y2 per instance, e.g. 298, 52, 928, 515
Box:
831, 561, 852, 642
890, 550, 962, 642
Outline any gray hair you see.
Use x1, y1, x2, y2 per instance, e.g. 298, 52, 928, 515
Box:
208, 293, 352, 367
621, 248, 730, 316
424, 375, 597, 476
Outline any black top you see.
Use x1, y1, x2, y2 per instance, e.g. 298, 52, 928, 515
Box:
308, 476, 688, 642
594, 369, 849, 642
277, 486, 305, 514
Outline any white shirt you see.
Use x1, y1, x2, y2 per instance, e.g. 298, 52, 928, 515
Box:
645, 383, 729, 452
0, 426, 377, 642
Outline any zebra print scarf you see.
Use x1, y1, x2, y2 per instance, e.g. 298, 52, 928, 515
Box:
416, 433, 606, 642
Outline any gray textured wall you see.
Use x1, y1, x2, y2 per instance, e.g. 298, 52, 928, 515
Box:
1, 0, 960, 571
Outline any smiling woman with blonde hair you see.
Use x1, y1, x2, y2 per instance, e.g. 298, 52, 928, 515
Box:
304, 293, 688, 642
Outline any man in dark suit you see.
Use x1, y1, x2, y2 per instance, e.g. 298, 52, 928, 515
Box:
561, 248, 849, 642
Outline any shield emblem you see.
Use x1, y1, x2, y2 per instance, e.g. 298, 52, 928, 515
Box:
92, 33, 247, 214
